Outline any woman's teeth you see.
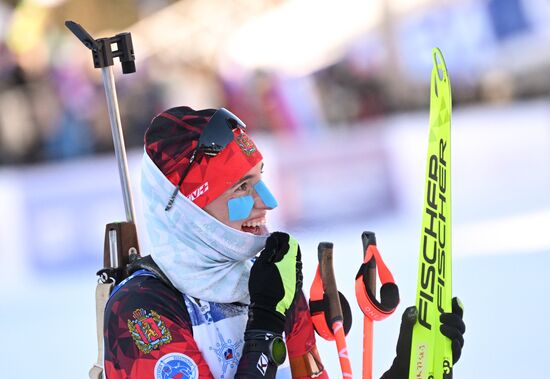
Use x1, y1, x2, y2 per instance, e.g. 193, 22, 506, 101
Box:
242, 218, 266, 228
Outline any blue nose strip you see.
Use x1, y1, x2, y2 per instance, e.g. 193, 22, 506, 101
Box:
227, 180, 278, 222
254, 180, 278, 209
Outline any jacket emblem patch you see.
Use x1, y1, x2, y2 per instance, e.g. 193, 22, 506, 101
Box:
210, 328, 243, 377
128, 308, 172, 354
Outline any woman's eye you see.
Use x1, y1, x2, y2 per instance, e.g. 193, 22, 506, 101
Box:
237, 182, 249, 192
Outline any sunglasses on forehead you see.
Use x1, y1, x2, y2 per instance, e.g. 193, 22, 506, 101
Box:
165, 108, 247, 211
199, 108, 247, 156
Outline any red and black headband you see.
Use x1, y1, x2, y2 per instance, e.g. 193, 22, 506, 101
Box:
145, 106, 263, 208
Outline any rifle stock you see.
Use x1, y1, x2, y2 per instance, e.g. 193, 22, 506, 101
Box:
102, 222, 140, 283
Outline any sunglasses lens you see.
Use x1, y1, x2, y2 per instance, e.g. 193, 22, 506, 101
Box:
198, 108, 246, 156
198, 125, 233, 155
224, 109, 246, 129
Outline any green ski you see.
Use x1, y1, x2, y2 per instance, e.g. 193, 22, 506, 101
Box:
409, 48, 453, 379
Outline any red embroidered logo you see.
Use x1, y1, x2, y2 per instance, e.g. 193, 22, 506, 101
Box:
128, 309, 172, 354
236, 134, 257, 156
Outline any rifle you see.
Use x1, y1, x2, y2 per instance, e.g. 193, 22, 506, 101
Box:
65, 21, 140, 379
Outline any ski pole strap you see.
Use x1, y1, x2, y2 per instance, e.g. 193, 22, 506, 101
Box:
309, 265, 352, 341
355, 243, 399, 321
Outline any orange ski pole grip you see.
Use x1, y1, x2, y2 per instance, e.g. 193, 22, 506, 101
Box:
356, 232, 400, 379
361, 232, 377, 379
318, 242, 353, 379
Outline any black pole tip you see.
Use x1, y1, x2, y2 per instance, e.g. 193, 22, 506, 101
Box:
361, 231, 376, 247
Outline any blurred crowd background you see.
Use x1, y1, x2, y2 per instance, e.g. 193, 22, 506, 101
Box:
1, 0, 550, 378
1, 0, 549, 164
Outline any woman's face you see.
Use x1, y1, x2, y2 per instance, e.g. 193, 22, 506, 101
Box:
203, 161, 272, 235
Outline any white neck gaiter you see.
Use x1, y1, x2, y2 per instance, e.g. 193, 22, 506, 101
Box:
140, 153, 268, 304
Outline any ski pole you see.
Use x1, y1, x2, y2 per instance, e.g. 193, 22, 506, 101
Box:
361, 233, 376, 379
318, 242, 353, 379
355, 232, 399, 379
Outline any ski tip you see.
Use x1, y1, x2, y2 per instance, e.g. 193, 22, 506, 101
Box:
432, 47, 448, 80
432, 47, 445, 63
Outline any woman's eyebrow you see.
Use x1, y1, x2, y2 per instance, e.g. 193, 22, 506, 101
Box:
231, 174, 254, 189
232, 164, 264, 189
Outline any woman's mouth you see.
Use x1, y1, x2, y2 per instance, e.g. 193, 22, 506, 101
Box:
241, 217, 267, 235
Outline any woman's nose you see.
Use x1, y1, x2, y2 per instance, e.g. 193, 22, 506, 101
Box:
252, 189, 267, 209
252, 180, 278, 210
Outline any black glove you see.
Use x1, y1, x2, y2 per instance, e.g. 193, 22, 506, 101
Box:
247, 232, 303, 334
236, 233, 303, 378
381, 297, 465, 379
